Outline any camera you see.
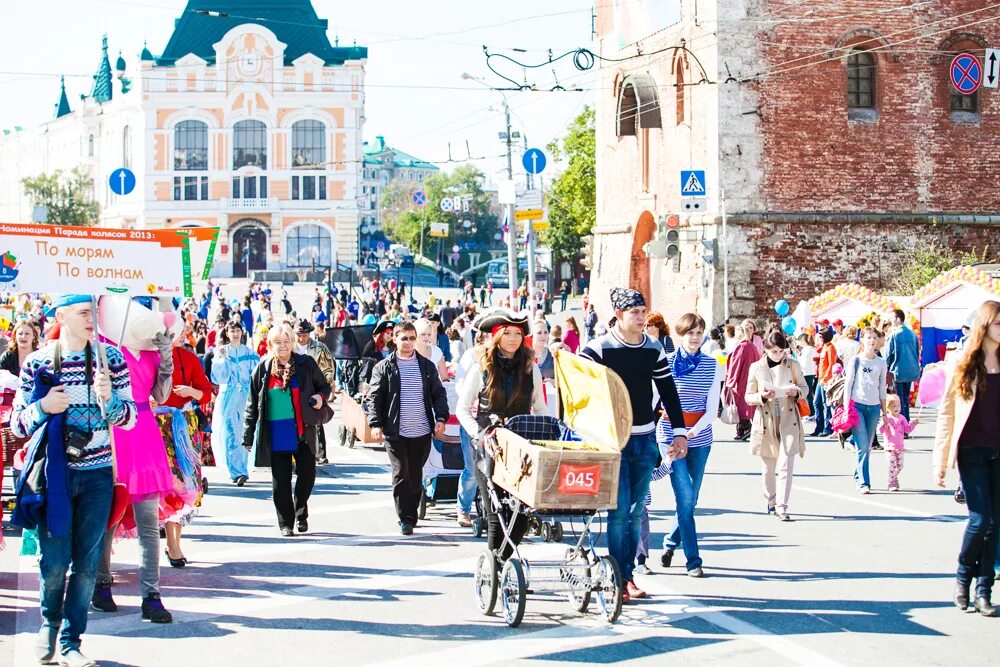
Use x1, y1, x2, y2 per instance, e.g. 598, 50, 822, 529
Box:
63, 425, 91, 463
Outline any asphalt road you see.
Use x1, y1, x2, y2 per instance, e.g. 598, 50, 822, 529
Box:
2, 411, 995, 666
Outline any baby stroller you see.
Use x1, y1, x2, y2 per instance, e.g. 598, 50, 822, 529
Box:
418, 423, 464, 521
473, 414, 623, 628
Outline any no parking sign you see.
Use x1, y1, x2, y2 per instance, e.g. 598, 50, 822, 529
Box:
950, 53, 982, 94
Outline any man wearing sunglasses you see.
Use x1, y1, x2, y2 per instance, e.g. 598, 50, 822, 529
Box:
364, 322, 449, 535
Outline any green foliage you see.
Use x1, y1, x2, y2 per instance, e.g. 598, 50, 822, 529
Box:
380, 165, 500, 265
543, 106, 595, 262
889, 242, 993, 295
21, 167, 99, 226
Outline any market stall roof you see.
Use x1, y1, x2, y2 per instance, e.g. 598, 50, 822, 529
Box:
912, 265, 1000, 328
807, 283, 904, 326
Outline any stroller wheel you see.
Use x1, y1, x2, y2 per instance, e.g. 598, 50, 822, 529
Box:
336, 424, 347, 448
474, 550, 498, 615
552, 522, 564, 543
595, 555, 623, 624
529, 517, 543, 537
565, 555, 591, 613
541, 522, 553, 543
346, 430, 357, 449
500, 559, 527, 628
472, 517, 484, 538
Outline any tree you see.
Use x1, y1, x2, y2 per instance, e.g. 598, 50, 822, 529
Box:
888, 241, 991, 295
21, 167, 100, 226
380, 165, 500, 270
542, 106, 595, 266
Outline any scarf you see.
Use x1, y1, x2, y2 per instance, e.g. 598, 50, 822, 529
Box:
270, 357, 296, 390
672, 347, 702, 379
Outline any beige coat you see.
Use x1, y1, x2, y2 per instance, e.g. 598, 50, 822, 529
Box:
745, 357, 809, 459
933, 364, 978, 471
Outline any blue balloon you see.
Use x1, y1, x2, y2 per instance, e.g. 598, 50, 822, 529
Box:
781, 316, 797, 335
774, 299, 790, 317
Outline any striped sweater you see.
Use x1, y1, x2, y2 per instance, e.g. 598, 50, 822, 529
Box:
11, 343, 137, 470
655, 353, 724, 449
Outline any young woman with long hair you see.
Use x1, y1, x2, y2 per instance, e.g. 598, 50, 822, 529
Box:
0, 320, 40, 376
934, 300, 1000, 616
211, 321, 258, 486
456, 310, 546, 558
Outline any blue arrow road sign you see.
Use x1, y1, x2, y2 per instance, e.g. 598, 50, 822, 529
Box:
522, 148, 546, 175
412, 190, 426, 206
109, 168, 136, 196
680, 170, 706, 197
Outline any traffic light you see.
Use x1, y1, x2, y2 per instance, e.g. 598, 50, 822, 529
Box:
665, 230, 680, 258
579, 235, 594, 270
701, 238, 718, 268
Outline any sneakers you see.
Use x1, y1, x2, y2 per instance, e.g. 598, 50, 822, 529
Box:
859, 486, 871, 495
296, 519, 309, 533
775, 512, 794, 522
280, 526, 294, 537
59, 649, 98, 667
660, 549, 674, 568
141, 592, 173, 624
400, 522, 414, 536
634, 563, 652, 575
235, 475, 248, 487
34, 625, 58, 663
888, 486, 899, 492
625, 581, 646, 599
91, 582, 117, 612
687, 566, 705, 578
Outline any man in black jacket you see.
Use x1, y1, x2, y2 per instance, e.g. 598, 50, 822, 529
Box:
364, 322, 449, 535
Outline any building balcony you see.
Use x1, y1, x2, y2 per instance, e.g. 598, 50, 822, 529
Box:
224, 198, 278, 212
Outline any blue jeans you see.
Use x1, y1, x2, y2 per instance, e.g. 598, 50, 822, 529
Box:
895, 382, 912, 421
37, 467, 113, 655
812, 385, 829, 434
851, 402, 881, 489
956, 447, 1000, 596
663, 445, 712, 570
606, 432, 659, 583
457, 427, 477, 514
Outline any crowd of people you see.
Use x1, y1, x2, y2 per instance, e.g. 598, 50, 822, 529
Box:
1, 279, 998, 665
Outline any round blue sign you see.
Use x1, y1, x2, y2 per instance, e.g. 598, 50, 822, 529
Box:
522, 148, 546, 175
109, 168, 136, 196
412, 190, 426, 206
950, 53, 982, 95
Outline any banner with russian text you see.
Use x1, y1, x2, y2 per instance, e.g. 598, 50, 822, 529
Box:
0, 223, 193, 297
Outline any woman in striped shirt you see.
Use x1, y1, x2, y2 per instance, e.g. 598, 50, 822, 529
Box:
655, 313, 724, 578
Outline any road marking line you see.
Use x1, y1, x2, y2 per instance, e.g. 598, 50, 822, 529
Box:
795, 485, 963, 522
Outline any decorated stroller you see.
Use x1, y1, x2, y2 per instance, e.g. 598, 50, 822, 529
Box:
472, 350, 631, 627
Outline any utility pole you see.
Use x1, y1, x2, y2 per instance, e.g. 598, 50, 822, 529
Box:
504, 99, 518, 303
524, 136, 537, 308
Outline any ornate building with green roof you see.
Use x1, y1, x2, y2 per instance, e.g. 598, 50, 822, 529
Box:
359, 135, 439, 246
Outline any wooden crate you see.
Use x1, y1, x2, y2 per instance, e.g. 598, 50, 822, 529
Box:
340, 393, 378, 444
491, 350, 632, 511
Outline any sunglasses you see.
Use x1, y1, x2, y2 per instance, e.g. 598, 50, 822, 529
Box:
396, 335, 416, 342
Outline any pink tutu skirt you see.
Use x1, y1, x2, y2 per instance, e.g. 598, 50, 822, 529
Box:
113, 404, 174, 499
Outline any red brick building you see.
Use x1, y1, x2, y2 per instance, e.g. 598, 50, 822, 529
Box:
591, 0, 1000, 324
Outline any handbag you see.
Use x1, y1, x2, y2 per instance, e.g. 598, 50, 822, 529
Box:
790, 362, 811, 418
719, 388, 740, 425
830, 357, 860, 433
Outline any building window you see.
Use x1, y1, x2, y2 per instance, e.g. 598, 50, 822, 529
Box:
950, 87, 978, 112
174, 120, 208, 170
232, 175, 268, 199
291, 120, 326, 169
847, 50, 875, 108
285, 223, 332, 268
88, 134, 95, 157
291, 175, 326, 200
233, 120, 267, 169
122, 126, 132, 169
173, 175, 209, 201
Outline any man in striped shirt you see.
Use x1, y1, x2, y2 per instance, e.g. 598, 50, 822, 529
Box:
11, 294, 136, 667
580, 288, 687, 603
365, 322, 449, 535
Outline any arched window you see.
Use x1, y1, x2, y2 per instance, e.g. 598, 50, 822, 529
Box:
285, 224, 332, 268
291, 120, 326, 169
847, 50, 876, 109
122, 125, 132, 169
615, 75, 661, 138
233, 120, 267, 169
174, 120, 208, 170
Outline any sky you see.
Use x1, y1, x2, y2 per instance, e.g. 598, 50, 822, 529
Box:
0, 0, 597, 184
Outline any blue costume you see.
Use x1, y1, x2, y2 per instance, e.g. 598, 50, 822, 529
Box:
210, 344, 259, 481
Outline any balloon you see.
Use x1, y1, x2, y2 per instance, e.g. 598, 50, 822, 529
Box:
781, 317, 796, 335
917, 365, 947, 407
774, 300, 790, 317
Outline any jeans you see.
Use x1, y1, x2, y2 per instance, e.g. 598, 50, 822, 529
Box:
271, 438, 317, 529
851, 403, 881, 489
804, 375, 817, 416
895, 382, 912, 421
956, 447, 1000, 597
812, 385, 829, 434
98, 496, 160, 596
560, 294, 568, 311
38, 467, 113, 655
385, 435, 432, 524
606, 432, 659, 583
457, 427, 477, 514
663, 445, 712, 570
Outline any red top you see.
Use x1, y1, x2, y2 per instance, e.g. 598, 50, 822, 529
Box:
207, 329, 218, 349
161, 346, 214, 409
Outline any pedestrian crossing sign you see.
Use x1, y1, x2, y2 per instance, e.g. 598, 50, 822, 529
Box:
680, 170, 706, 197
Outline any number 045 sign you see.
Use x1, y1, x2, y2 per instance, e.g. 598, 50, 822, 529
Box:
558, 464, 602, 496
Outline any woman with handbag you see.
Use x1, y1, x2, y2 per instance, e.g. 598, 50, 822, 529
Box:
724, 321, 761, 441
933, 300, 1000, 617
242, 323, 332, 536
745, 331, 809, 521
841, 327, 888, 494
656, 313, 723, 577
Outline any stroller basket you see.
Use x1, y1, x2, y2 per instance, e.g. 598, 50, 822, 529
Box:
502, 415, 580, 443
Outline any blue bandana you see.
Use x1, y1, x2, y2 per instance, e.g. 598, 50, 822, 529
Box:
44, 293, 92, 317
672, 347, 702, 379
